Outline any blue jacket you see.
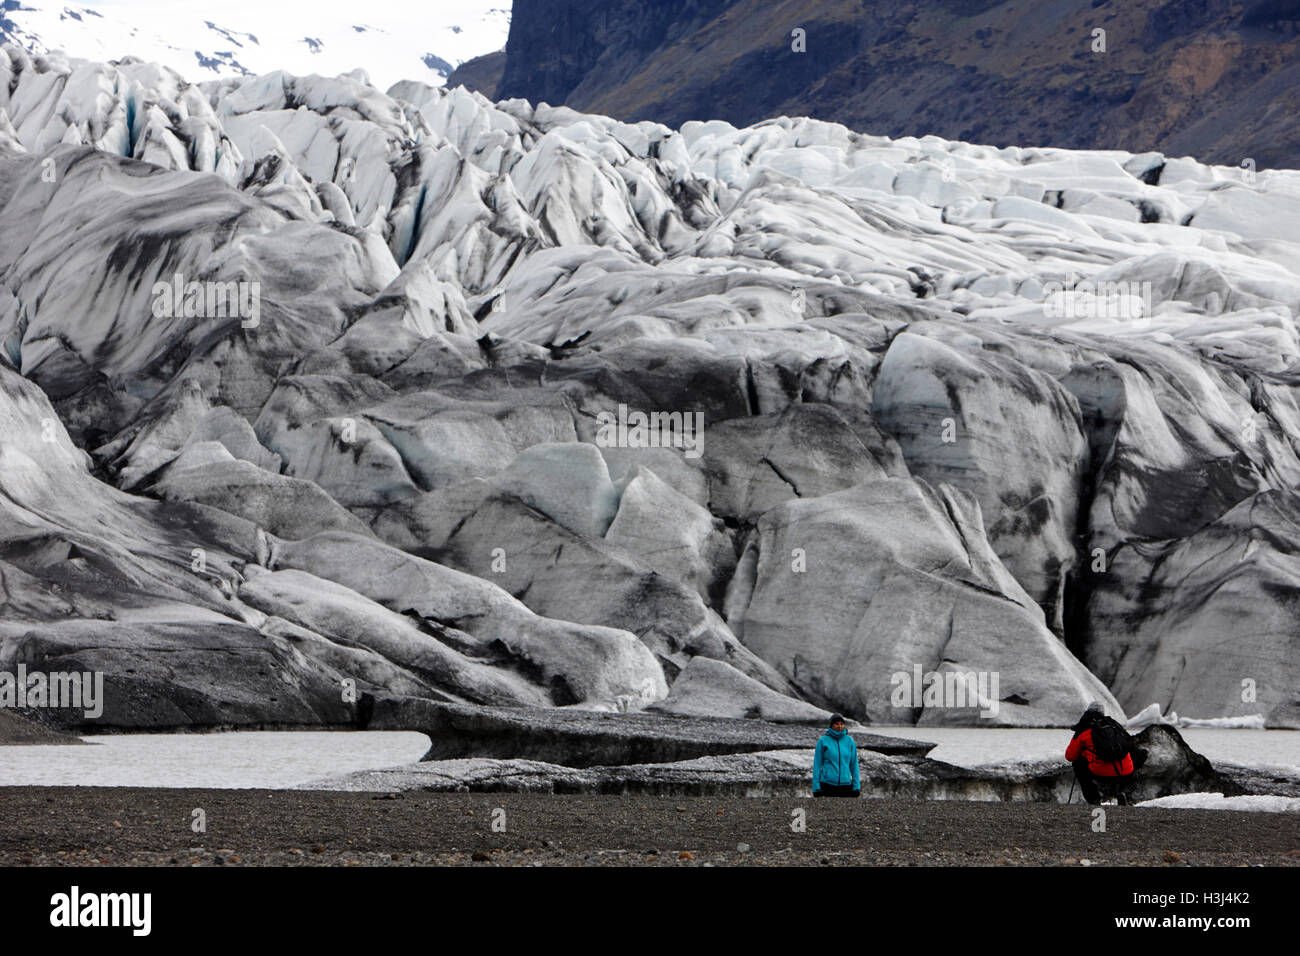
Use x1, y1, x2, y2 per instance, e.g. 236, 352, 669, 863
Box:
812, 727, 859, 792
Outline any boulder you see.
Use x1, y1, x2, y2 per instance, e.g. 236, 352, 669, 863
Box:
1122, 724, 1239, 802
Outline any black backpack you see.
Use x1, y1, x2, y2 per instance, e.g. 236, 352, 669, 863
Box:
1091, 716, 1132, 762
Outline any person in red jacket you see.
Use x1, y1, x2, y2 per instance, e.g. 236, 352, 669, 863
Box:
1065, 701, 1136, 805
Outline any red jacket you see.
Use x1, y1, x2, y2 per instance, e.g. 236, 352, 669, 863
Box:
1065, 728, 1134, 777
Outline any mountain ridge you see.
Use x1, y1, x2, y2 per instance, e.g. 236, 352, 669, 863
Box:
466, 0, 1300, 169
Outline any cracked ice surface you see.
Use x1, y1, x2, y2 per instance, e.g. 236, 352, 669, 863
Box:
0, 45, 1298, 732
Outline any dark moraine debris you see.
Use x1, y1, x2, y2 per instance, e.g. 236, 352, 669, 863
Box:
325, 705, 1260, 801
302, 749, 1037, 797
0, 709, 85, 745
358, 694, 936, 766
585, 732, 1247, 799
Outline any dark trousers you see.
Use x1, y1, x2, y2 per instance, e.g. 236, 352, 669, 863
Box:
815, 783, 860, 798
1072, 760, 1132, 805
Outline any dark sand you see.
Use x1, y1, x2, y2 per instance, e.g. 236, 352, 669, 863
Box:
1, 789, 1296, 866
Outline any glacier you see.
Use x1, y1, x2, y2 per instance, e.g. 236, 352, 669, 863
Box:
0, 43, 1298, 733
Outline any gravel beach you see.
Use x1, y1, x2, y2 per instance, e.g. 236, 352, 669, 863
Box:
2, 788, 1296, 867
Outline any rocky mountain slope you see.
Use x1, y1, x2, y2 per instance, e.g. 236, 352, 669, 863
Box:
471, 0, 1300, 169
1, 44, 1297, 732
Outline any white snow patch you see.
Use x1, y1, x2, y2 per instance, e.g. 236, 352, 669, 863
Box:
1177, 715, 1267, 730
1137, 793, 1300, 813
2, 1, 510, 91
1128, 705, 1267, 731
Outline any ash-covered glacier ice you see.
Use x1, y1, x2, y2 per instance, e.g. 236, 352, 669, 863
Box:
1, 44, 1298, 730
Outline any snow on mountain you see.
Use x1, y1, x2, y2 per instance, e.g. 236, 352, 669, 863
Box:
0, 45, 1298, 735
0, 1, 510, 90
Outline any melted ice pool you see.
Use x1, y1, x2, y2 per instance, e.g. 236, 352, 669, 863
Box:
0, 731, 430, 789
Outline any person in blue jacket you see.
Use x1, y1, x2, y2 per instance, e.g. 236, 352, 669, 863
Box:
812, 713, 860, 797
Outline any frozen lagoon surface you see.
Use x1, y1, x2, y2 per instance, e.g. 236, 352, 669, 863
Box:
0, 731, 430, 789
0, 728, 1296, 789
874, 726, 1300, 773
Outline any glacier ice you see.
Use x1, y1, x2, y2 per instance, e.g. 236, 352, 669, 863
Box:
1, 43, 1298, 729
